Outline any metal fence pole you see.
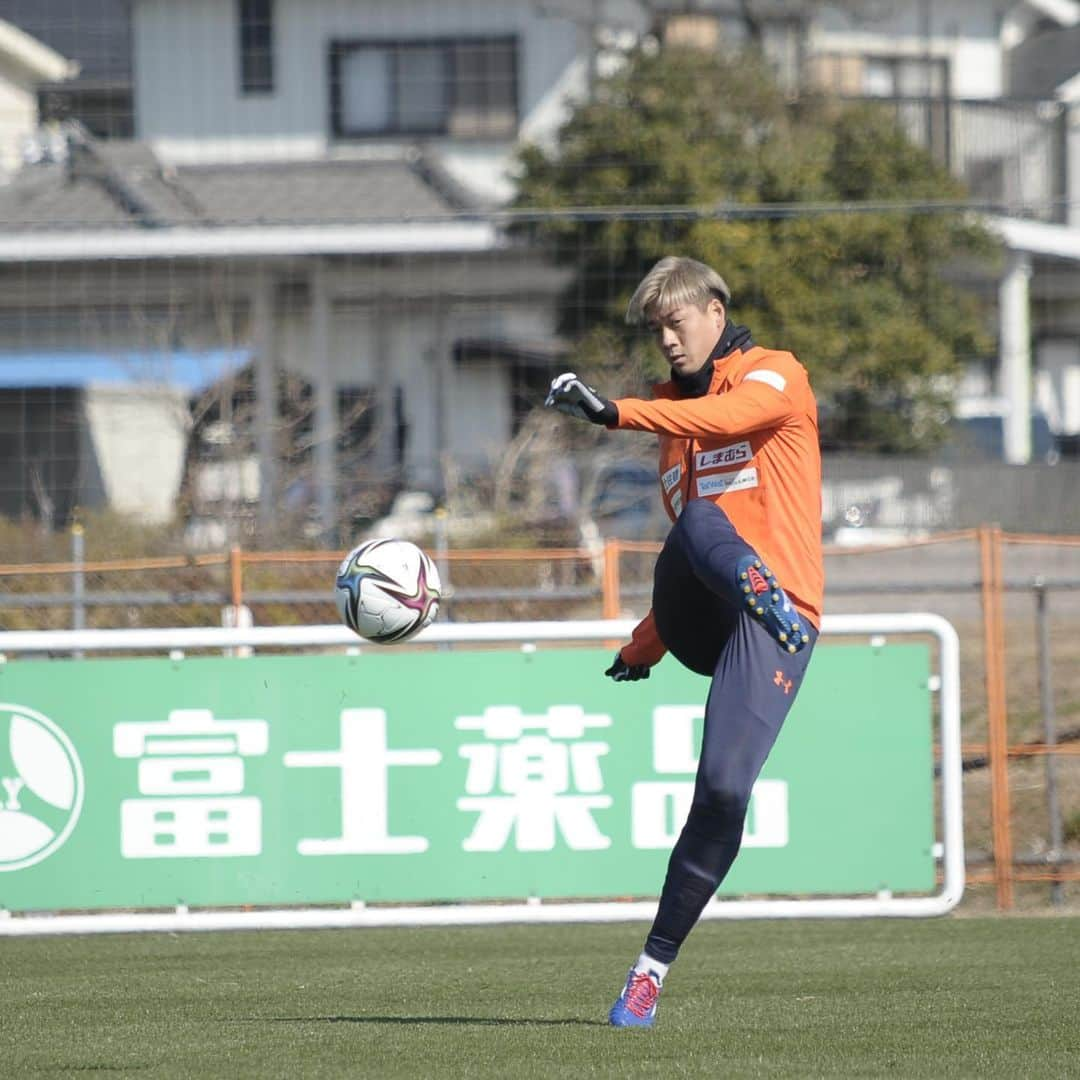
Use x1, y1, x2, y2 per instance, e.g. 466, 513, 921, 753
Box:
1034, 579, 1065, 907
70, 522, 86, 660
71, 522, 85, 634
601, 538, 620, 619
435, 509, 451, 642
229, 545, 243, 609
981, 525, 1013, 910
435, 508, 450, 596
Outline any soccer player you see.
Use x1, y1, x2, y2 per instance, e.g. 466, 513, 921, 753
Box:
545, 255, 824, 1028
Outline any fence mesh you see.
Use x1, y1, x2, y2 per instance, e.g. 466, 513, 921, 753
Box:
0, 3, 1078, 907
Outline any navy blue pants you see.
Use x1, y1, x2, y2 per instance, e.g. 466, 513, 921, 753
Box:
644, 499, 817, 964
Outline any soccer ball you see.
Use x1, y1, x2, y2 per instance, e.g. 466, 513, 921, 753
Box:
334, 538, 442, 644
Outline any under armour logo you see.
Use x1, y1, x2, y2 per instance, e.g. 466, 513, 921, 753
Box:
773, 670, 793, 695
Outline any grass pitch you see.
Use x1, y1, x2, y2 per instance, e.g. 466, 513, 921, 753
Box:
3, 916, 1077, 1078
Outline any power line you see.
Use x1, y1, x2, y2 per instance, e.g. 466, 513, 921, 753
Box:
368, 197, 1078, 227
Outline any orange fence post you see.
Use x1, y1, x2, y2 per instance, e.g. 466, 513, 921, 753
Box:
602, 538, 621, 620
980, 524, 1013, 910
229, 545, 244, 610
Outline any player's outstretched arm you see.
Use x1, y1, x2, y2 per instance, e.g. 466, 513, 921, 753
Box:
614, 355, 806, 439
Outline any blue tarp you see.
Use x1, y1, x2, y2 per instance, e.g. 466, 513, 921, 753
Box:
0, 349, 251, 392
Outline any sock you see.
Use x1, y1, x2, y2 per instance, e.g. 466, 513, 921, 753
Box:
633, 952, 669, 984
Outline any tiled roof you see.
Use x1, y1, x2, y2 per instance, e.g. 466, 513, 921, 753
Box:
0, 163, 133, 229
178, 159, 462, 227
0, 141, 477, 233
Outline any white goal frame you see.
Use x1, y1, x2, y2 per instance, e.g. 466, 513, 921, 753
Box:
0, 613, 962, 936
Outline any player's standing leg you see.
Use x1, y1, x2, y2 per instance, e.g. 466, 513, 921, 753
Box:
642, 615, 816, 965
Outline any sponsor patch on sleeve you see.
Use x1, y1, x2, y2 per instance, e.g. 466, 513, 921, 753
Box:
670, 490, 683, 517
744, 369, 787, 394
661, 463, 681, 492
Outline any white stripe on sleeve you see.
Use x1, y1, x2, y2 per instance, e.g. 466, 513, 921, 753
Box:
744, 369, 787, 393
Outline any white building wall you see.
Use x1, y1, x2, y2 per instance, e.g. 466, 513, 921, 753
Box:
276, 301, 443, 488
1068, 102, 1080, 228
83, 385, 191, 523
449, 358, 510, 468
1036, 339, 1080, 434
269, 247, 565, 490
132, 0, 608, 202
0, 60, 39, 175
814, 0, 1006, 98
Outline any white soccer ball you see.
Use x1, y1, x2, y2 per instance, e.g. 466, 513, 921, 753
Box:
334, 538, 442, 644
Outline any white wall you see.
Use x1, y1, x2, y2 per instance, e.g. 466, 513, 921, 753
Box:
0, 58, 39, 174
83, 385, 191, 523
1036, 339, 1080, 434
273, 283, 558, 489
133, 0, 602, 202
449, 357, 510, 468
813, 0, 1006, 99
1069, 104, 1080, 228
133, 0, 1031, 207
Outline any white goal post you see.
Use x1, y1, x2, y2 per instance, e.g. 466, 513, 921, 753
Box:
0, 614, 962, 936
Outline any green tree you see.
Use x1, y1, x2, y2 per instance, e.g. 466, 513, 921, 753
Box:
513, 45, 998, 452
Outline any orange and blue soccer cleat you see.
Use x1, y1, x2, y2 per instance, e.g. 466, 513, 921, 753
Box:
608, 968, 662, 1028
736, 555, 810, 655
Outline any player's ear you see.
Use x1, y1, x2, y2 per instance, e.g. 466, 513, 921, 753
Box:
709, 297, 726, 329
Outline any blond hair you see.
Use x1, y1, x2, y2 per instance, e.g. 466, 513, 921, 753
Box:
625, 256, 731, 326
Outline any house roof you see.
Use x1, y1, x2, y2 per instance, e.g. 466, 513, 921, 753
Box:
1021, 0, 1080, 26
991, 216, 1080, 261
0, 348, 249, 391
1007, 24, 1080, 98
0, 141, 478, 232
0, 139, 501, 260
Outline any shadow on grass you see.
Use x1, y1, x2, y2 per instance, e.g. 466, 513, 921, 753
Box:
248, 1015, 608, 1028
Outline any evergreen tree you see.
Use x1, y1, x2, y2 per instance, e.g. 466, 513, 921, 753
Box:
514, 45, 997, 452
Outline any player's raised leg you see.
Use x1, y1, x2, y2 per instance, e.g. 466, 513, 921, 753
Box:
676, 499, 809, 654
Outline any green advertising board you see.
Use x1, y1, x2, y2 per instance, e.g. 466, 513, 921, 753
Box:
0, 644, 934, 913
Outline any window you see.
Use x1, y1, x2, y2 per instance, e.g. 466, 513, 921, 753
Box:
239, 0, 275, 95
811, 53, 949, 99
863, 56, 948, 98
330, 37, 518, 138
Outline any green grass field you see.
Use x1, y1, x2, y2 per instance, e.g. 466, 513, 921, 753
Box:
3, 916, 1077, 1078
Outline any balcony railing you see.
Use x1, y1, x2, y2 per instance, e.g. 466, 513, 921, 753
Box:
848, 96, 1070, 224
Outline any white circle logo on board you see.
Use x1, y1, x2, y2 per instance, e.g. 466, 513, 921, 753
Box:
0, 704, 84, 871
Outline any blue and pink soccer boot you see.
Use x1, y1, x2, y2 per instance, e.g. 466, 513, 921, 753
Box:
735, 555, 810, 654
609, 968, 662, 1028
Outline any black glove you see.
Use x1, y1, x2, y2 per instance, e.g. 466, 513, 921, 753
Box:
605, 652, 651, 682
545, 372, 618, 426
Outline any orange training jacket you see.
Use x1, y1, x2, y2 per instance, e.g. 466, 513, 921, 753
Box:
613, 343, 824, 669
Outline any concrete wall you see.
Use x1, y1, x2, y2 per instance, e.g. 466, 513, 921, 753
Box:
0, 56, 39, 174
82, 384, 191, 523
